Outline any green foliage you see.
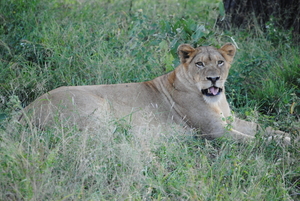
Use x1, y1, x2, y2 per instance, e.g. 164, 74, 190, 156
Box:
0, 0, 299, 200
1, 120, 298, 200
226, 33, 300, 132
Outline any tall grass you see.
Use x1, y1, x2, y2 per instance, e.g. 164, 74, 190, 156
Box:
0, 0, 299, 200
1, 119, 297, 200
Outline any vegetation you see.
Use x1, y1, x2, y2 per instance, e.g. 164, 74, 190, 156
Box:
0, 0, 299, 200
220, 0, 300, 40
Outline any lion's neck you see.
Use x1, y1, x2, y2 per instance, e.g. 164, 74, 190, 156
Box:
165, 66, 198, 93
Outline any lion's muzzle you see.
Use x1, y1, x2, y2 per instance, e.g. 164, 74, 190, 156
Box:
201, 86, 222, 96
201, 76, 222, 96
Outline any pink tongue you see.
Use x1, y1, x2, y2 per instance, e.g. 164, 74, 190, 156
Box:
209, 87, 219, 95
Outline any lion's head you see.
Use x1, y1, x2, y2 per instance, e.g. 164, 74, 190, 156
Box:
177, 43, 236, 103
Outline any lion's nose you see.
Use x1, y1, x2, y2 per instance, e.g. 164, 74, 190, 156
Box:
206, 76, 220, 84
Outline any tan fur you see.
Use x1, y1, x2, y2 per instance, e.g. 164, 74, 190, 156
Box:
21, 43, 290, 143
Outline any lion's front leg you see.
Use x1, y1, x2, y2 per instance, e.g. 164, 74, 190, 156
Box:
200, 123, 254, 142
264, 126, 291, 145
233, 117, 291, 144
198, 115, 254, 142
232, 118, 257, 136
226, 128, 255, 141
222, 118, 255, 142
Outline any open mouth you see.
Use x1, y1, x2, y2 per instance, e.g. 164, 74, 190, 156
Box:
201, 86, 222, 96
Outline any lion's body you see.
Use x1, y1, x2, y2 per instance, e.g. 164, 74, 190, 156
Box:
22, 43, 288, 142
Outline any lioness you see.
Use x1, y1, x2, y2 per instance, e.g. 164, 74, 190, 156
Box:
21, 43, 289, 143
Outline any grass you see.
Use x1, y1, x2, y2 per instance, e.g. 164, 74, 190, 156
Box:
0, 0, 299, 200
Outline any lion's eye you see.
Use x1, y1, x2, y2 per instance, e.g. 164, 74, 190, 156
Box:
217, 60, 224, 66
195, 61, 204, 67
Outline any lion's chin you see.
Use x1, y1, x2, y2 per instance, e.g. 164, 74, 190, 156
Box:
203, 93, 222, 104
201, 86, 222, 96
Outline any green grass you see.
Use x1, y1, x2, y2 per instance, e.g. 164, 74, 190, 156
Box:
0, 0, 299, 200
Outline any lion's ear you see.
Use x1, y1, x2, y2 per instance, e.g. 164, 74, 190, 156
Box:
177, 44, 197, 64
219, 43, 236, 64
